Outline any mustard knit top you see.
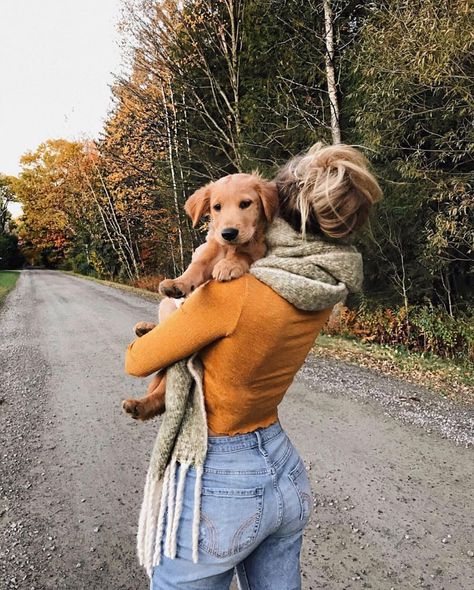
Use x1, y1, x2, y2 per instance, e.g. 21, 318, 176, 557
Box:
125, 274, 330, 435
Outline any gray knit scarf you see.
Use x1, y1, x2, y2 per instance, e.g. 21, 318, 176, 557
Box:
137, 217, 363, 576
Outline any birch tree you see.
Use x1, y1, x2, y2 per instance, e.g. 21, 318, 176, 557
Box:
323, 0, 341, 144
124, 0, 246, 174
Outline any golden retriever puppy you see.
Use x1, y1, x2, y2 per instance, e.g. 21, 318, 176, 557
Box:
122, 173, 278, 420
160, 172, 278, 298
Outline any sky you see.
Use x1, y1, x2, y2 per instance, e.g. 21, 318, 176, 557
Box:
1, 0, 125, 217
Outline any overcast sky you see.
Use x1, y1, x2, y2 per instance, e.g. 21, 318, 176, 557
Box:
1, 0, 125, 215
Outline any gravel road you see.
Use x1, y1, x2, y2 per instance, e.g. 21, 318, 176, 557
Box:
1, 270, 472, 590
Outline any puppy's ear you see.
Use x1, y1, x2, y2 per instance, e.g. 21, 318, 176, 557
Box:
185, 184, 212, 227
256, 180, 279, 222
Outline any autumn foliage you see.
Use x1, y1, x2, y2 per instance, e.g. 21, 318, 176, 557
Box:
5, 0, 473, 360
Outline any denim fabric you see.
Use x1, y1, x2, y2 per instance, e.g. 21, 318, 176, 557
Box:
151, 421, 312, 590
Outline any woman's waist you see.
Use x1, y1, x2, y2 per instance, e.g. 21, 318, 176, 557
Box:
207, 419, 283, 445
201, 420, 297, 476
206, 409, 280, 437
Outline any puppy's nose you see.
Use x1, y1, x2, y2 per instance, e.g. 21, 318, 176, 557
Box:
221, 228, 239, 241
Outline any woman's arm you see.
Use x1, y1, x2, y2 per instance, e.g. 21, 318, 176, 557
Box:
124, 276, 247, 377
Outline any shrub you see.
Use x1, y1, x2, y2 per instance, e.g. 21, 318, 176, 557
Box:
324, 304, 473, 362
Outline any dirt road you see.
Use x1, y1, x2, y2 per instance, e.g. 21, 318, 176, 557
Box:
1, 270, 472, 590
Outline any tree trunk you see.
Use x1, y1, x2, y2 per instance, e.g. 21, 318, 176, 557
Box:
323, 0, 341, 144
160, 82, 185, 273
323, 0, 342, 324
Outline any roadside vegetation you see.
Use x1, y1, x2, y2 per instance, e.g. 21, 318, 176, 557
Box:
0, 271, 19, 306
318, 301, 473, 402
324, 301, 473, 363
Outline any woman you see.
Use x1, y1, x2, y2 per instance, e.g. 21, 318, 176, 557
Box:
125, 143, 382, 589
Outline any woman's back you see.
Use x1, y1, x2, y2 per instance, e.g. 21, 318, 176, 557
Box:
199, 275, 331, 434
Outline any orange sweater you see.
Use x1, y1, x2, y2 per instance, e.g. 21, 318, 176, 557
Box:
125, 275, 331, 435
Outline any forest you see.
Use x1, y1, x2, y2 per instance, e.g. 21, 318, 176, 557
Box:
1, 0, 473, 360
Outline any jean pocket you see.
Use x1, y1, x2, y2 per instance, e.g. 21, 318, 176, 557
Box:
288, 459, 312, 522
199, 487, 264, 558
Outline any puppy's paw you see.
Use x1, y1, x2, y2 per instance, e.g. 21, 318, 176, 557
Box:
134, 321, 157, 337
122, 399, 163, 421
158, 279, 189, 298
212, 259, 246, 282
122, 399, 142, 419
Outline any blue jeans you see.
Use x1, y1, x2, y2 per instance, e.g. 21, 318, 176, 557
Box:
151, 421, 312, 589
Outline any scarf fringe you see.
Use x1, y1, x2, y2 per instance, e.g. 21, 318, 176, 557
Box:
192, 465, 203, 564
164, 459, 177, 555
137, 460, 204, 577
168, 462, 189, 558
153, 465, 170, 566
137, 354, 207, 577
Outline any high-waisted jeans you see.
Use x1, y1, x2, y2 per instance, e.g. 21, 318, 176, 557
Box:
151, 421, 312, 589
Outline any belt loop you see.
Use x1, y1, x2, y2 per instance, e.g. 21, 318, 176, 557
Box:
255, 430, 268, 457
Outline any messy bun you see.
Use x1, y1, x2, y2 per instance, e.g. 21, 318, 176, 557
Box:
276, 142, 382, 239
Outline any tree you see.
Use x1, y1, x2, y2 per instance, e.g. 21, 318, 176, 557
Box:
323, 0, 341, 143
0, 175, 23, 269
350, 0, 473, 312
13, 139, 139, 277
0, 175, 15, 232
101, 52, 193, 276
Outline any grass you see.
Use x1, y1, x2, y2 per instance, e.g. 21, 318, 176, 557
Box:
314, 334, 474, 403
0, 270, 20, 306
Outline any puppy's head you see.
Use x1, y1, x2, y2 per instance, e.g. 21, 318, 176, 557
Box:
185, 173, 278, 246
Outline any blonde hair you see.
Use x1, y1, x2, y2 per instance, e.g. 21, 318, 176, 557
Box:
276, 142, 382, 239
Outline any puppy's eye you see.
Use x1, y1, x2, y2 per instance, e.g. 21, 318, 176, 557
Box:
213, 204, 221, 211
239, 200, 252, 209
